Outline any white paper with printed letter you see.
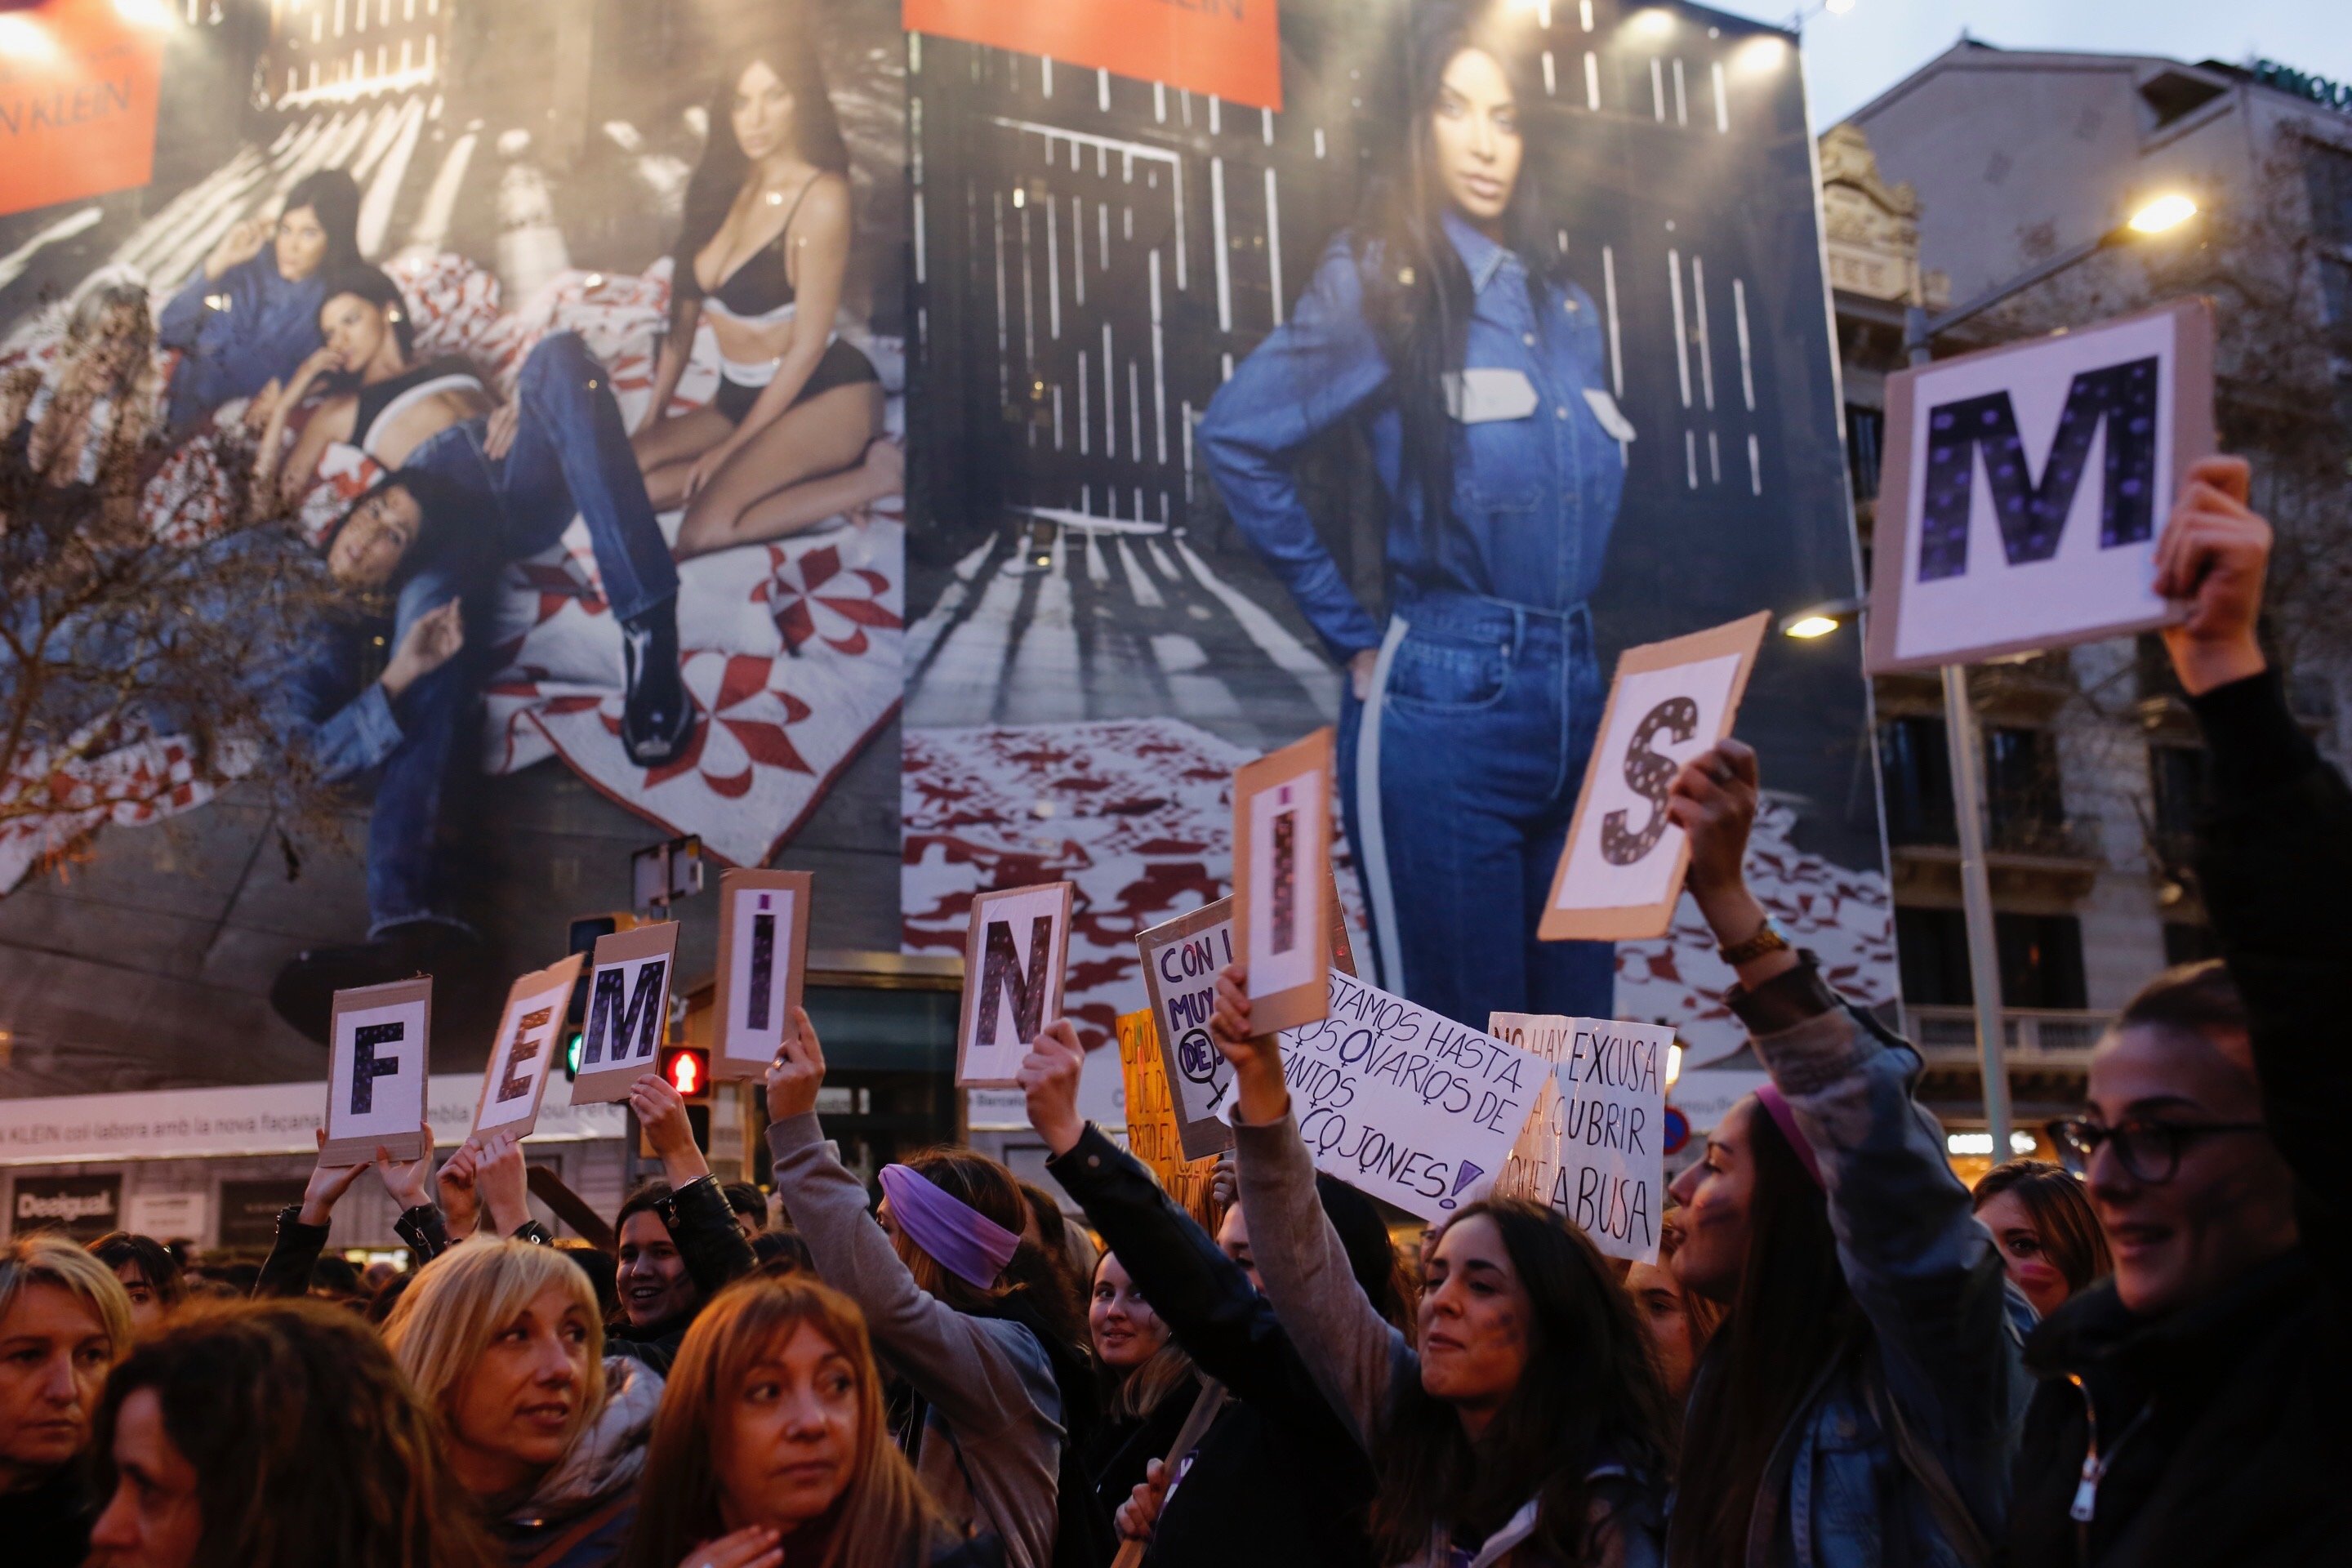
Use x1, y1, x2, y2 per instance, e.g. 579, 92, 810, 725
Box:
1275, 970, 1545, 1223
956, 881, 1073, 1086
1491, 1010, 1672, 1263
323, 978, 432, 1164
472, 956, 584, 1138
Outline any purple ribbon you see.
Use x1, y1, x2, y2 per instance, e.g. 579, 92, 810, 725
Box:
878, 1163, 1022, 1290
1753, 1084, 1824, 1190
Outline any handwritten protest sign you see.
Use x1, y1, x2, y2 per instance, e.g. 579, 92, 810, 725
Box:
323, 978, 432, 1164
1867, 298, 2215, 674
1541, 612, 1769, 942
1115, 1009, 1223, 1221
471, 955, 585, 1140
1272, 970, 1544, 1223
1234, 728, 1333, 1033
957, 882, 1075, 1086
711, 870, 813, 1080
570, 922, 681, 1104
1490, 1011, 1674, 1263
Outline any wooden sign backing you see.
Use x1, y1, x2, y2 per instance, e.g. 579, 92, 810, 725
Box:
323, 977, 433, 1165
956, 881, 1076, 1087
710, 870, 814, 1080
1539, 612, 1771, 942
1232, 726, 1334, 1034
569, 922, 682, 1104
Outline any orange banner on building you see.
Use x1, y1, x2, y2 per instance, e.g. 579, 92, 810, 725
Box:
0, 0, 167, 218
904, 0, 1281, 112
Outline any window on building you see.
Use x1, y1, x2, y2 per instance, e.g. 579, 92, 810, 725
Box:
2306, 140, 2352, 247
1984, 726, 2066, 850
1878, 715, 1955, 845
1845, 403, 1884, 501
2163, 922, 2221, 966
2323, 257, 2352, 351
1895, 907, 2090, 1010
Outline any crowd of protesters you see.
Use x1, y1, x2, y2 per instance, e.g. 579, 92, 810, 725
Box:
0, 454, 2338, 1568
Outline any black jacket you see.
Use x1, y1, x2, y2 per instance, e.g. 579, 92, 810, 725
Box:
0, 1463, 95, 1568
2006, 670, 2352, 1566
1046, 1125, 1378, 1568
606, 1174, 757, 1374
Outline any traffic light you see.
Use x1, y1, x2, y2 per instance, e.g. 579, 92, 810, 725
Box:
561, 913, 639, 1080
658, 1045, 711, 1103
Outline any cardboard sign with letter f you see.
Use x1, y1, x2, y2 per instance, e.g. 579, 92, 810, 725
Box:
324, 978, 433, 1164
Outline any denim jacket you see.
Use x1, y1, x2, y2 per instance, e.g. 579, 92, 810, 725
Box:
157, 254, 327, 432
1197, 212, 1627, 661
1699, 964, 2022, 1568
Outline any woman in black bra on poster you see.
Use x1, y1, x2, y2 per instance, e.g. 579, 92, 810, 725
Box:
632, 20, 900, 560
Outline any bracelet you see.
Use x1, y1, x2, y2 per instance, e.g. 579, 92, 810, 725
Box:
1717, 916, 1792, 966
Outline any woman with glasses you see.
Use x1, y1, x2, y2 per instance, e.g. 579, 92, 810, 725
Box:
1650, 738, 2020, 1568
2003, 451, 2346, 1568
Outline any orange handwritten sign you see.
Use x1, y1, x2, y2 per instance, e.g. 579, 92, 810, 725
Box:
1115, 1008, 1223, 1224
0, 0, 167, 219
904, 0, 1281, 113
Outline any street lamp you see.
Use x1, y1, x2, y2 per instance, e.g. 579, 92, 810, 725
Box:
1889, 192, 2204, 1153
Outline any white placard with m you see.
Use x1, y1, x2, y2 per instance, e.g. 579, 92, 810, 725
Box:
1490, 1010, 1674, 1263
1271, 970, 1545, 1223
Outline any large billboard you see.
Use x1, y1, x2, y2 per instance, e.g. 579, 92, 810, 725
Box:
0, 0, 1891, 1099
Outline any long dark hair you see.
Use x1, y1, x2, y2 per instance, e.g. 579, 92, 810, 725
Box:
1669, 1099, 1865, 1567
671, 14, 851, 315
315, 263, 416, 363
1354, 0, 1563, 548
283, 167, 363, 270
1972, 1159, 2112, 1296
1372, 1198, 1675, 1566
891, 1147, 1089, 1354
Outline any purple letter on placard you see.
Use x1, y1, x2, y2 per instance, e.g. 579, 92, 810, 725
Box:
495, 1007, 554, 1103
1270, 805, 1298, 955
583, 962, 667, 1066
976, 915, 1053, 1049
1601, 697, 1697, 866
747, 895, 777, 1033
351, 1022, 403, 1115
1918, 356, 2158, 582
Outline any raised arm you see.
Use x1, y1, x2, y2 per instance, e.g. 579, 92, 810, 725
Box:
2157, 456, 2352, 1224
1196, 238, 1394, 663
1210, 969, 1409, 1454
764, 1009, 1061, 1437
630, 1071, 756, 1292
251, 345, 345, 509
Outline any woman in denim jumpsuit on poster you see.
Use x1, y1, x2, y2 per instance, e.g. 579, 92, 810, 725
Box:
1200, 3, 1632, 1026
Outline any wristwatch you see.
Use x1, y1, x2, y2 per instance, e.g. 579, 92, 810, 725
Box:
1717, 916, 1792, 966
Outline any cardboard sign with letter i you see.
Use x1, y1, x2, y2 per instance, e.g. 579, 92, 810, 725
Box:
569, 922, 682, 1103
1540, 612, 1771, 942
711, 870, 813, 1080
323, 978, 433, 1164
1866, 298, 2216, 673
957, 882, 1075, 1086
1233, 727, 1333, 1034
471, 955, 586, 1140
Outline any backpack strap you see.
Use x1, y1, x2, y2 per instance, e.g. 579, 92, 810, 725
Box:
517, 1493, 632, 1568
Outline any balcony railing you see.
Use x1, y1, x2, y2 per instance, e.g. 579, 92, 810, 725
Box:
1900, 1004, 2116, 1065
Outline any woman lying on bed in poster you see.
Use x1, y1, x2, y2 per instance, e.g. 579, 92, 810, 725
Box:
630, 18, 900, 559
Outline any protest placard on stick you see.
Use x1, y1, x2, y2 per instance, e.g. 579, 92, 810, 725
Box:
1234, 728, 1333, 1034
1273, 970, 1544, 1223
323, 978, 432, 1164
1866, 297, 2216, 674
1490, 1010, 1674, 1263
471, 955, 585, 1140
957, 881, 1075, 1086
711, 870, 813, 1080
1115, 1009, 1223, 1220
1540, 612, 1770, 942
570, 923, 681, 1105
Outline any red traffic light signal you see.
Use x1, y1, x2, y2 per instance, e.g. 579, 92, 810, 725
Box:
658, 1045, 711, 1102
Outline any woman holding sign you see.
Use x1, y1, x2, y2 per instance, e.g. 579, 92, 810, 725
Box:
1198, 0, 1628, 1028
1655, 739, 2020, 1568
1209, 986, 1675, 1566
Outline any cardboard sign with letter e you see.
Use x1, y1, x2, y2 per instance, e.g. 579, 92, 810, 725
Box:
957, 882, 1075, 1086
1233, 727, 1333, 1034
471, 955, 586, 1140
1866, 298, 2216, 673
570, 923, 681, 1103
323, 978, 433, 1165
711, 870, 813, 1080
1540, 612, 1771, 942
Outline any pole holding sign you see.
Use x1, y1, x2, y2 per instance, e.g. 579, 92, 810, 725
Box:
471, 955, 586, 1141
569, 923, 682, 1104
956, 881, 1075, 1086
323, 978, 433, 1165
1865, 298, 2216, 673
1233, 727, 1334, 1035
710, 870, 813, 1080
1539, 612, 1770, 942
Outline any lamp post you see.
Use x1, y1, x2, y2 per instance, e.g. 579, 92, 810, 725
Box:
1801, 194, 2199, 1156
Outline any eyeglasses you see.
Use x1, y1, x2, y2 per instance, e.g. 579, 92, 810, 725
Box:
2044, 1117, 2270, 1184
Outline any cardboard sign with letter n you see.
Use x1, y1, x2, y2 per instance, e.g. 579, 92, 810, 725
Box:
1866, 298, 2216, 673
957, 882, 1074, 1086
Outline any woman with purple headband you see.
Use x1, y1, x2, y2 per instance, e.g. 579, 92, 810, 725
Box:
1656, 737, 2025, 1568
762, 1009, 1111, 1568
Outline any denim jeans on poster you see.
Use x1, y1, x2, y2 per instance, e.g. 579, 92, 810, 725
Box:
1336, 590, 1615, 1029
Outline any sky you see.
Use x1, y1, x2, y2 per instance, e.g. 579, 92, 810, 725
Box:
1695, 0, 2352, 127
